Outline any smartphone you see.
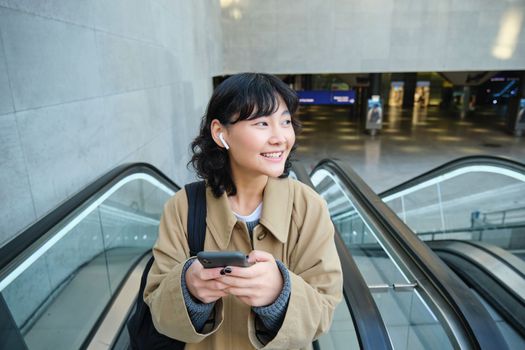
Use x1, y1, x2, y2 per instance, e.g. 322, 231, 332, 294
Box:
197, 251, 251, 268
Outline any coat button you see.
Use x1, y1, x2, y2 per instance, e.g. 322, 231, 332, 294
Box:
257, 232, 267, 240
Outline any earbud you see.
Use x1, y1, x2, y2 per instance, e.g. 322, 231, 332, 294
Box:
218, 132, 230, 150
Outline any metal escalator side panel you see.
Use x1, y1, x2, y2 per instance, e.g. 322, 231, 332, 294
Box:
462, 240, 525, 278
86, 254, 151, 350
436, 250, 525, 338
428, 240, 525, 301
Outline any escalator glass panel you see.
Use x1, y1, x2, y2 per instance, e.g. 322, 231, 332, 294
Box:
311, 168, 454, 350
316, 302, 360, 350
0, 174, 173, 349
290, 170, 360, 350
383, 166, 525, 255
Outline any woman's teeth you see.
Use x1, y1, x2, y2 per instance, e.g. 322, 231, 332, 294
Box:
261, 152, 283, 159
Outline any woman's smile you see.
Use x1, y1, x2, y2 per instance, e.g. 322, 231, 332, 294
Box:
260, 151, 285, 162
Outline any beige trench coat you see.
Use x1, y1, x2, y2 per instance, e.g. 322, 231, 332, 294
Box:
144, 177, 343, 349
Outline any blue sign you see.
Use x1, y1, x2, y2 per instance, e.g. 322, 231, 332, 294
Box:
297, 90, 356, 105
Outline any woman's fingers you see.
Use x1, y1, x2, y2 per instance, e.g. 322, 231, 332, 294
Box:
219, 275, 256, 288
188, 252, 281, 306
198, 267, 224, 280
198, 290, 229, 304
186, 259, 233, 303
226, 288, 271, 307
204, 279, 230, 291
247, 250, 274, 264
223, 260, 271, 278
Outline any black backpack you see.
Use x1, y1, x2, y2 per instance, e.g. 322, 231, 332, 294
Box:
127, 181, 207, 350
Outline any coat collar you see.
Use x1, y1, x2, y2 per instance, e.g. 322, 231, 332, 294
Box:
205, 177, 293, 250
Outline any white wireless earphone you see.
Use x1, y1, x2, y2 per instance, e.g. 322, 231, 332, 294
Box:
218, 132, 230, 150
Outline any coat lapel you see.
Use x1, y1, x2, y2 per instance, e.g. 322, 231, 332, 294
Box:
205, 177, 294, 249
205, 186, 237, 250
259, 177, 293, 243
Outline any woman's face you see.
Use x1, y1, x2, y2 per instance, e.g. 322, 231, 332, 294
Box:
222, 98, 296, 180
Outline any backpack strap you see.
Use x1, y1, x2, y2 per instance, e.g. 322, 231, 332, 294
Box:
184, 181, 207, 255
127, 181, 207, 350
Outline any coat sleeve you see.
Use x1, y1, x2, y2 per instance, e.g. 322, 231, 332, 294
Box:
248, 189, 343, 349
143, 191, 224, 343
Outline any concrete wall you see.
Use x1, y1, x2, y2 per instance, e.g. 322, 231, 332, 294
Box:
0, 0, 222, 246
221, 0, 525, 74
2, 0, 525, 247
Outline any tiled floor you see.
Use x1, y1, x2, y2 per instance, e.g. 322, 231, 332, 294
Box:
295, 105, 525, 193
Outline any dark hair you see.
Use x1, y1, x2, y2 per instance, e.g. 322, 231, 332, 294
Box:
189, 73, 301, 198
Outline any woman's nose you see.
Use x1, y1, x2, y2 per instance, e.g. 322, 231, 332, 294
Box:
269, 128, 286, 144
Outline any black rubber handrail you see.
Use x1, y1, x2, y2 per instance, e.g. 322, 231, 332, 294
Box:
380, 155, 525, 198
313, 159, 509, 350
0, 163, 179, 272
292, 162, 393, 350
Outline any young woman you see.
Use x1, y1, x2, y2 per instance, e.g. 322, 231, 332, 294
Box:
144, 73, 342, 349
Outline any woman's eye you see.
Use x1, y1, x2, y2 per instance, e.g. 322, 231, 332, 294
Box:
282, 119, 292, 125
255, 122, 268, 127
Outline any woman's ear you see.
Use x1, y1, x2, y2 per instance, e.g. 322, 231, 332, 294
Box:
210, 119, 229, 150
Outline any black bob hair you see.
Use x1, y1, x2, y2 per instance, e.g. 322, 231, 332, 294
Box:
189, 73, 301, 198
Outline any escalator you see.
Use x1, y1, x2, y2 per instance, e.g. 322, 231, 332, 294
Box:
0, 159, 512, 350
297, 161, 509, 350
0, 163, 391, 350
305, 156, 524, 349
377, 155, 525, 344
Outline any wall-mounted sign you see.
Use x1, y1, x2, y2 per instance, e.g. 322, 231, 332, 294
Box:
297, 90, 356, 105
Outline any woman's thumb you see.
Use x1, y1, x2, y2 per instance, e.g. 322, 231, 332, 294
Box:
247, 250, 273, 263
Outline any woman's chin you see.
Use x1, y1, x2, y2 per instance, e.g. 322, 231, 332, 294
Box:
266, 167, 286, 178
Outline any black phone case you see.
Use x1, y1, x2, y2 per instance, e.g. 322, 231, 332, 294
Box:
197, 251, 250, 268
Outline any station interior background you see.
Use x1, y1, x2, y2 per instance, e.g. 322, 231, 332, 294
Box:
1, 0, 524, 247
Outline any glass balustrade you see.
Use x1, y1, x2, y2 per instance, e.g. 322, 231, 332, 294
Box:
382, 165, 525, 258
0, 173, 174, 349
311, 168, 454, 350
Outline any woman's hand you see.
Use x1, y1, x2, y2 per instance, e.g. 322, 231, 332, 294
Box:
219, 250, 284, 307
185, 259, 230, 304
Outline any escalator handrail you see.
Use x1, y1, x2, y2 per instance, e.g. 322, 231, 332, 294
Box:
314, 158, 509, 350
379, 155, 525, 198
0, 163, 179, 273
292, 162, 393, 350
433, 248, 525, 337
429, 240, 525, 296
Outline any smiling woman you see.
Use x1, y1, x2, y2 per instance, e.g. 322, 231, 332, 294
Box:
190, 73, 302, 198
210, 96, 296, 202
143, 73, 343, 350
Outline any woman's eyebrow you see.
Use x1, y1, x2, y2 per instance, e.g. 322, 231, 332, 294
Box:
281, 110, 290, 115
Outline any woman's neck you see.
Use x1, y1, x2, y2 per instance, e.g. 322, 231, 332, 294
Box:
228, 175, 267, 216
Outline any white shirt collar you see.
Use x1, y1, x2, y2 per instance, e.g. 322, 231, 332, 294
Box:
233, 202, 263, 222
